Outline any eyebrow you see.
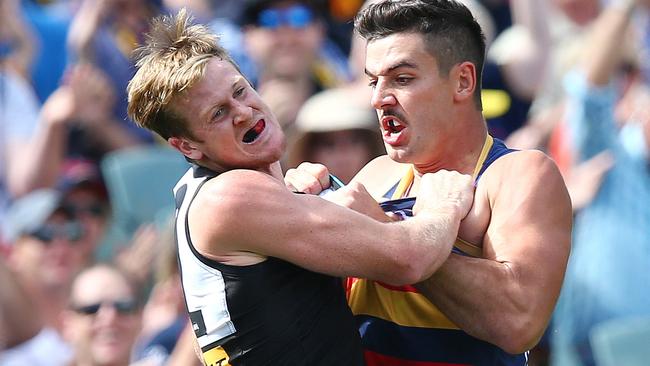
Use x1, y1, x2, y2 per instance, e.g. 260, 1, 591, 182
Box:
365, 60, 419, 78
202, 77, 246, 123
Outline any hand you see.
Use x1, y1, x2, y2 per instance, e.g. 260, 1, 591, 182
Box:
413, 170, 475, 221
67, 63, 116, 126
115, 224, 159, 285
284, 162, 330, 194
328, 182, 396, 222
40, 86, 77, 127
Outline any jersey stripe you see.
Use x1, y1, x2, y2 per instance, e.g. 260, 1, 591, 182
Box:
349, 279, 459, 330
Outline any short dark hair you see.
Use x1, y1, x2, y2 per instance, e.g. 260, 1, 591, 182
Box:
355, 0, 486, 108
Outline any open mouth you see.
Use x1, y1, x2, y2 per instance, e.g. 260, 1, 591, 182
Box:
382, 117, 405, 135
243, 120, 266, 143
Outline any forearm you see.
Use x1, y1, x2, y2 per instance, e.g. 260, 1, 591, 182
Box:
416, 254, 548, 354
0, 259, 42, 350
84, 118, 141, 151
4, 17, 36, 80
394, 209, 461, 284
582, 0, 635, 86
502, 0, 552, 98
67, 1, 104, 62
17, 120, 69, 192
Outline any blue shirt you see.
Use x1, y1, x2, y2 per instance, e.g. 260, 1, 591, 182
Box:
552, 71, 650, 358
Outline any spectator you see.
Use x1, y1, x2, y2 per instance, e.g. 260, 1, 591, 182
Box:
287, 87, 384, 183
550, 1, 650, 364
57, 159, 111, 262
1, 189, 89, 364
241, 0, 351, 133
67, 0, 160, 144
62, 264, 143, 366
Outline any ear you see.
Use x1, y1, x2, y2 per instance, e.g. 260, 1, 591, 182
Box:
453, 61, 477, 104
168, 137, 203, 160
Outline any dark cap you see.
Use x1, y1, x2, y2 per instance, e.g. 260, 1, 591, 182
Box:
58, 158, 108, 200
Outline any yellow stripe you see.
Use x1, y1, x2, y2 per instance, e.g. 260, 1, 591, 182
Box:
348, 279, 459, 330
455, 237, 482, 257
471, 135, 493, 180
203, 346, 231, 366
389, 135, 492, 257
392, 135, 493, 198
391, 167, 414, 200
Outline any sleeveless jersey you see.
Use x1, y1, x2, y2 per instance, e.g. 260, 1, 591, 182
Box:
173, 165, 364, 366
347, 136, 528, 365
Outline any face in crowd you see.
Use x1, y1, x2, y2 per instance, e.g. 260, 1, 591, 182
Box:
11, 209, 87, 289
63, 265, 142, 366
244, 1, 324, 79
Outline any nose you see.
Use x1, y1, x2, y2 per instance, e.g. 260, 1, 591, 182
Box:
95, 303, 120, 323
232, 100, 253, 126
370, 82, 397, 110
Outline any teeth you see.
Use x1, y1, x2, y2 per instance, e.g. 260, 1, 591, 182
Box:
388, 119, 401, 128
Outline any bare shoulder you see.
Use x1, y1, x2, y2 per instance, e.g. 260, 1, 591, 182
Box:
351, 155, 410, 199
194, 169, 291, 221
483, 149, 571, 219
188, 170, 288, 255
484, 149, 565, 189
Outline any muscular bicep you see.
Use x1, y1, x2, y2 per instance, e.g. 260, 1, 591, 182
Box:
190, 170, 405, 280
484, 151, 572, 306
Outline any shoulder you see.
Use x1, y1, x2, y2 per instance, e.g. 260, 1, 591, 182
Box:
484, 149, 570, 211
487, 149, 563, 183
187, 170, 290, 255
351, 155, 410, 199
195, 170, 285, 212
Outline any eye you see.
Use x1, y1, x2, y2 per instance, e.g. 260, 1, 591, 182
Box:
367, 79, 377, 88
234, 87, 245, 98
212, 107, 226, 121
395, 76, 412, 85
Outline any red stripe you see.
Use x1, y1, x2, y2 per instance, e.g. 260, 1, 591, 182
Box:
364, 350, 470, 366
375, 281, 419, 293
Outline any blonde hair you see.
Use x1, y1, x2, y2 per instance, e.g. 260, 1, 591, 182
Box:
127, 8, 241, 139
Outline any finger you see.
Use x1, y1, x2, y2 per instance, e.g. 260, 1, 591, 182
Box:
296, 162, 330, 189
284, 169, 321, 194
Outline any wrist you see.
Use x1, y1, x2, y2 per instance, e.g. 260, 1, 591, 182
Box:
417, 203, 464, 225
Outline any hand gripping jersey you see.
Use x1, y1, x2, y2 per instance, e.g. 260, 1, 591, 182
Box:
347, 136, 528, 366
173, 165, 364, 366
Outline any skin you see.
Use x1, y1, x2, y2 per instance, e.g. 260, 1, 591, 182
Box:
286, 32, 572, 353
308, 130, 377, 183
166, 57, 476, 286
63, 266, 142, 366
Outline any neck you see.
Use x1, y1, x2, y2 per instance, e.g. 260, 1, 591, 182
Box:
413, 117, 488, 176
257, 161, 284, 180
198, 161, 284, 181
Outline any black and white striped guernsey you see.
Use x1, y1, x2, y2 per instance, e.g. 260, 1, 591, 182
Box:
173, 164, 364, 366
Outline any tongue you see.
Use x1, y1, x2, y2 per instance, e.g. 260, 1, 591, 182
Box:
243, 120, 265, 143
253, 120, 265, 134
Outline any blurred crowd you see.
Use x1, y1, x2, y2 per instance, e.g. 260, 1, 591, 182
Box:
0, 0, 648, 365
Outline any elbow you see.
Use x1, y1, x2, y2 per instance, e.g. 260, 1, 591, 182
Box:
492, 313, 546, 354
381, 249, 443, 286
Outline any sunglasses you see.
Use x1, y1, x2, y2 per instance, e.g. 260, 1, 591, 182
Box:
63, 202, 106, 217
71, 299, 138, 316
258, 5, 313, 29
29, 221, 84, 244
